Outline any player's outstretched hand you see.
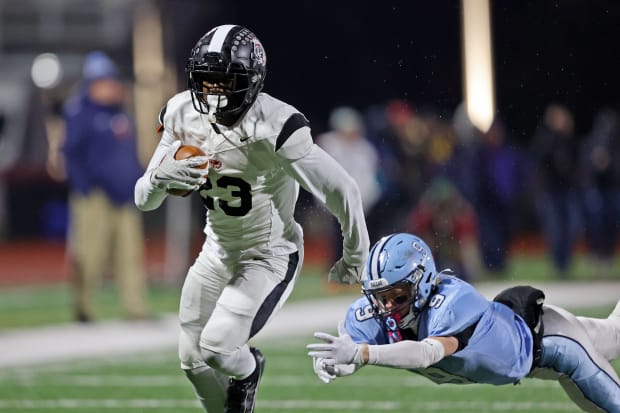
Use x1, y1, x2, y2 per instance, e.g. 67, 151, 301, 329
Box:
327, 258, 361, 285
307, 324, 364, 367
150, 141, 208, 191
308, 322, 361, 383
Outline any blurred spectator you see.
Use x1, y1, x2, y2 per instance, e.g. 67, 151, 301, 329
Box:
364, 102, 400, 198
475, 117, 522, 274
385, 101, 434, 205
365, 100, 434, 240
449, 112, 522, 275
317, 106, 381, 213
448, 103, 480, 203
531, 103, 582, 277
61, 51, 149, 322
407, 177, 481, 281
423, 110, 458, 174
579, 108, 620, 275
316, 106, 381, 261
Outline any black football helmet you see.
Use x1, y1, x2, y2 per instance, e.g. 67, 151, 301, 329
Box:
186, 24, 267, 126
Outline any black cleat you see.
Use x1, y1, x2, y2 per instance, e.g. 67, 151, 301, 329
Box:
224, 347, 265, 413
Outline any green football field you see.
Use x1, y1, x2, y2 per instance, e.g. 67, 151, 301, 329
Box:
1, 336, 618, 413
1, 254, 618, 412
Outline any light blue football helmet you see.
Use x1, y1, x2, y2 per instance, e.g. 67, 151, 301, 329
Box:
362, 233, 438, 329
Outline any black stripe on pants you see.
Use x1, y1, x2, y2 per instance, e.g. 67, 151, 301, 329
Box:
249, 251, 299, 338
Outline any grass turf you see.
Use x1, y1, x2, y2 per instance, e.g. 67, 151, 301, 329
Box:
1, 337, 618, 413
1, 253, 618, 412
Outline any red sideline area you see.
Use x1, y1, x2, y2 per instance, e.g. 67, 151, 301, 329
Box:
0, 234, 552, 287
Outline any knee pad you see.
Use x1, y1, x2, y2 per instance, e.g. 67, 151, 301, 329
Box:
199, 310, 252, 356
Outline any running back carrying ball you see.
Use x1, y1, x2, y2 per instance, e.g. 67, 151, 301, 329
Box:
167, 145, 207, 196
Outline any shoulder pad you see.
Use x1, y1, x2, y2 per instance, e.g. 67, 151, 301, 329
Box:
275, 113, 310, 151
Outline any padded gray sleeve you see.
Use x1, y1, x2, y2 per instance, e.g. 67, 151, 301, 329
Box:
367, 338, 445, 369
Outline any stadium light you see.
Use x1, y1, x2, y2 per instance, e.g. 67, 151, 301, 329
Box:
31, 53, 63, 89
461, 0, 495, 133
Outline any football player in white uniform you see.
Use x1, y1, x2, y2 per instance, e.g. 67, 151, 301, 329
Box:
134, 24, 370, 413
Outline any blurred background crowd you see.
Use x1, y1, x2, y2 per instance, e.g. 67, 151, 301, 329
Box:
1, 0, 620, 319
308, 99, 620, 282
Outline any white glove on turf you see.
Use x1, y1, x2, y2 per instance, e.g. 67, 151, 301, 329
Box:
150, 141, 207, 191
307, 322, 364, 367
328, 257, 362, 285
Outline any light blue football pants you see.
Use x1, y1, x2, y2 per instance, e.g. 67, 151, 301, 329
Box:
531, 303, 620, 413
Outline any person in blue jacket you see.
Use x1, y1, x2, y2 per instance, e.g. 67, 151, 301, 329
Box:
62, 51, 149, 322
308, 233, 620, 412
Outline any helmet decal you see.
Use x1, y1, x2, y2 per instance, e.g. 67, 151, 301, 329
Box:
367, 234, 394, 281
206, 24, 236, 53
252, 39, 266, 66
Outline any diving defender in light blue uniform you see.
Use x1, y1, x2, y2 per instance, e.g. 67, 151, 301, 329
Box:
344, 276, 534, 385
308, 233, 620, 413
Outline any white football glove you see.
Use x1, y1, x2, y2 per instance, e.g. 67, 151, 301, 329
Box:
312, 357, 337, 383
150, 141, 208, 191
328, 257, 362, 285
307, 322, 364, 367
312, 357, 358, 384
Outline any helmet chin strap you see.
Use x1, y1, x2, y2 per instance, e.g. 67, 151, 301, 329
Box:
398, 281, 420, 329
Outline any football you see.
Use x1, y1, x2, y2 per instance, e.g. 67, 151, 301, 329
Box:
166, 144, 208, 197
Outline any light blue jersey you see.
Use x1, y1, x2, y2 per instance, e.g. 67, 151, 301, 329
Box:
344, 275, 534, 385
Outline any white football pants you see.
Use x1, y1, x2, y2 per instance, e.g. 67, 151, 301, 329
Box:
179, 243, 303, 412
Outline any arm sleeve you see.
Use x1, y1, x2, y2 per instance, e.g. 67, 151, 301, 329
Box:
279, 130, 370, 267
134, 129, 177, 211
367, 338, 446, 369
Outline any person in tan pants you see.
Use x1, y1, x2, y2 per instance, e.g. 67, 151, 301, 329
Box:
69, 190, 148, 321
62, 51, 149, 322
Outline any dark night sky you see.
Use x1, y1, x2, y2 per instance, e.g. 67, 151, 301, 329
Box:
163, 0, 620, 142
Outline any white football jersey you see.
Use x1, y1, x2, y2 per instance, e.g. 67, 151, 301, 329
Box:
135, 91, 369, 265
